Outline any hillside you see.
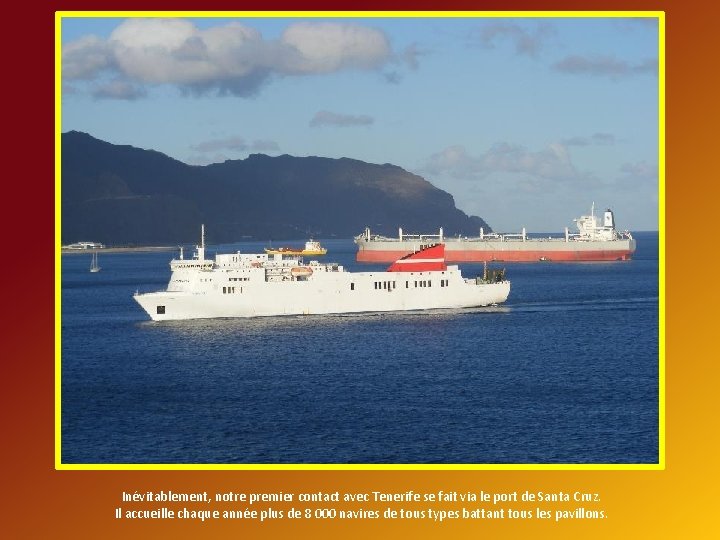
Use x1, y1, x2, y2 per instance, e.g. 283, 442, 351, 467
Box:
61, 131, 490, 245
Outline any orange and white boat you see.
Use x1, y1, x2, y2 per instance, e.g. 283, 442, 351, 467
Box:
264, 239, 327, 256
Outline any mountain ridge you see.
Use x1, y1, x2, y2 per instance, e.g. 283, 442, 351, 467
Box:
61, 131, 491, 245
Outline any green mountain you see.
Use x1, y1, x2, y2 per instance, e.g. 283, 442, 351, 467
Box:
61, 131, 491, 245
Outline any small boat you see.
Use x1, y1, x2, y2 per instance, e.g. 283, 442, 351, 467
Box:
265, 239, 327, 256
90, 251, 101, 273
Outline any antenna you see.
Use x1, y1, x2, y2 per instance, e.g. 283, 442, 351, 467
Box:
197, 224, 206, 261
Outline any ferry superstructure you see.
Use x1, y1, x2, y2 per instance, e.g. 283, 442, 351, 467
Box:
355, 205, 636, 263
133, 226, 510, 321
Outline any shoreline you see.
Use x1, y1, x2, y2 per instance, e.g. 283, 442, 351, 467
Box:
61, 246, 177, 254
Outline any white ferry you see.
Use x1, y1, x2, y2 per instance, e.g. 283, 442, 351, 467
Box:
133, 226, 510, 321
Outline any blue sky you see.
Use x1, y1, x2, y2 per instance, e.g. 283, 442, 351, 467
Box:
61, 15, 660, 232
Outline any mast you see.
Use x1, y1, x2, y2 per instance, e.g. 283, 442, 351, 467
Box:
197, 224, 206, 261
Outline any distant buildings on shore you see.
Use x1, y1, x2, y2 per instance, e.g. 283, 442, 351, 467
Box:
62, 241, 105, 250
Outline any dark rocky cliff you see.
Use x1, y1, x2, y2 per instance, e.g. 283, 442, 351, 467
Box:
61, 131, 490, 245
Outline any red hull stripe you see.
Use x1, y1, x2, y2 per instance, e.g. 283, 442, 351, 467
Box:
387, 244, 448, 272
361, 249, 633, 263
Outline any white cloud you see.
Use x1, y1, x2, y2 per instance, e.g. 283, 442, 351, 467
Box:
619, 161, 657, 181
309, 110, 374, 127
63, 19, 397, 98
400, 43, 426, 70
562, 133, 616, 146
185, 153, 231, 166
553, 55, 657, 78
473, 22, 554, 57
424, 142, 584, 184
280, 22, 390, 74
62, 35, 114, 79
250, 140, 281, 153
91, 79, 146, 100
190, 136, 249, 153
190, 136, 281, 153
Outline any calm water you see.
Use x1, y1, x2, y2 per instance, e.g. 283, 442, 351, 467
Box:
61, 232, 659, 464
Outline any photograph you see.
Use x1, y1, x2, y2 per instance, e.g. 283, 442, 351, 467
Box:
59, 14, 659, 466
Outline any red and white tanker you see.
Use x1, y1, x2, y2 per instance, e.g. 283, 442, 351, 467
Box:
355, 204, 636, 263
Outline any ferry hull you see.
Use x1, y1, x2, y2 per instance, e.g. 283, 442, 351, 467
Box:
134, 277, 510, 321
356, 239, 636, 263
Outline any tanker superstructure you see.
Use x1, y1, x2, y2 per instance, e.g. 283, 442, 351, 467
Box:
355, 205, 636, 263
133, 226, 510, 321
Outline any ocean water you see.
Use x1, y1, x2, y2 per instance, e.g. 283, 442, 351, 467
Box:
61, 232, 659, 464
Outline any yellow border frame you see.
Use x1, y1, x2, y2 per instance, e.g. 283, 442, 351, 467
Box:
55, 10, 665, 471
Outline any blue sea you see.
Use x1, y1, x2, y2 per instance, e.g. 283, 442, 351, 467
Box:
61, 231, 659, 464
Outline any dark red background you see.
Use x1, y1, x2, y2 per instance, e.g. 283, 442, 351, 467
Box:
4, 2, 716, 538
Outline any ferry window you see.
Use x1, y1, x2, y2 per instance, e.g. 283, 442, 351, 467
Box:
222, 287, 227, 294
156, 305, 165, 314
406, 281, 409, 288
428, 281, 431, 287
350, 283, 355, 291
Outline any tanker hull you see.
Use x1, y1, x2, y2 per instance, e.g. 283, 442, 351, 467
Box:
356, 238, 636, 263
355, 206, 636, 263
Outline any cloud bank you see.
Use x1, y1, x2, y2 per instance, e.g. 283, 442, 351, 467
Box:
63, 19, 397, 98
